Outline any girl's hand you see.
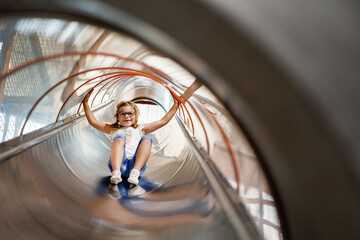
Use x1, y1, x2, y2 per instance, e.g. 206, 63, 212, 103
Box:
83, 89, 94, 104
172, 93, 179, 106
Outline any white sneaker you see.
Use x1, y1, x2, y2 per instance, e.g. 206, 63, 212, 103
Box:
127, 169, 140, 185
110, 170, 122, 184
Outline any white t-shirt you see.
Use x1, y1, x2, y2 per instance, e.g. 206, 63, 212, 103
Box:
110, 124, 145, 159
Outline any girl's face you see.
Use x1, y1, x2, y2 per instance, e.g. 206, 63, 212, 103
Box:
117, 105, 136, 127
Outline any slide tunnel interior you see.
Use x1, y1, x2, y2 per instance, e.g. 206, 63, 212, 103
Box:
0, 17, 279, 240
1, 1, 360, 240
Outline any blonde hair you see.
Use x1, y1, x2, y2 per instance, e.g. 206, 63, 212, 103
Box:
111, 101, 139, 129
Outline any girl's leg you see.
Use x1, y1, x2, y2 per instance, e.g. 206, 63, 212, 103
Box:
110, 137, 125, 171
133, 137, 152, 171
128, 135, 152, 185
110, 136, 126, 184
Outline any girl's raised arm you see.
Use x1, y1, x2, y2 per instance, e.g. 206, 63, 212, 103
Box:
83, 89, 112, 134
142, 94, 179, 135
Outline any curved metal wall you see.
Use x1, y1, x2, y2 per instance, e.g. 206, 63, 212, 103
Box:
0, 1, 359, 240
0, 16, 280, 240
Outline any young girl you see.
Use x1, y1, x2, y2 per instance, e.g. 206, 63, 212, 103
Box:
83, 89, 179, 185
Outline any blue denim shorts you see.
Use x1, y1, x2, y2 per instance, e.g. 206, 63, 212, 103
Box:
108, 134, 153, 178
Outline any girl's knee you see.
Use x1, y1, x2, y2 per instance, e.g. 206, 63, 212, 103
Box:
113, 137, 125, 147
140, 135, 153, 145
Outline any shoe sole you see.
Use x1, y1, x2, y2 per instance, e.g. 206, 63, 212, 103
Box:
127, 178, 138, 185
110, 177, 122, 184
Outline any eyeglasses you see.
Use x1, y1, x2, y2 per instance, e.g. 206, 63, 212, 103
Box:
119, 112, 135, 117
